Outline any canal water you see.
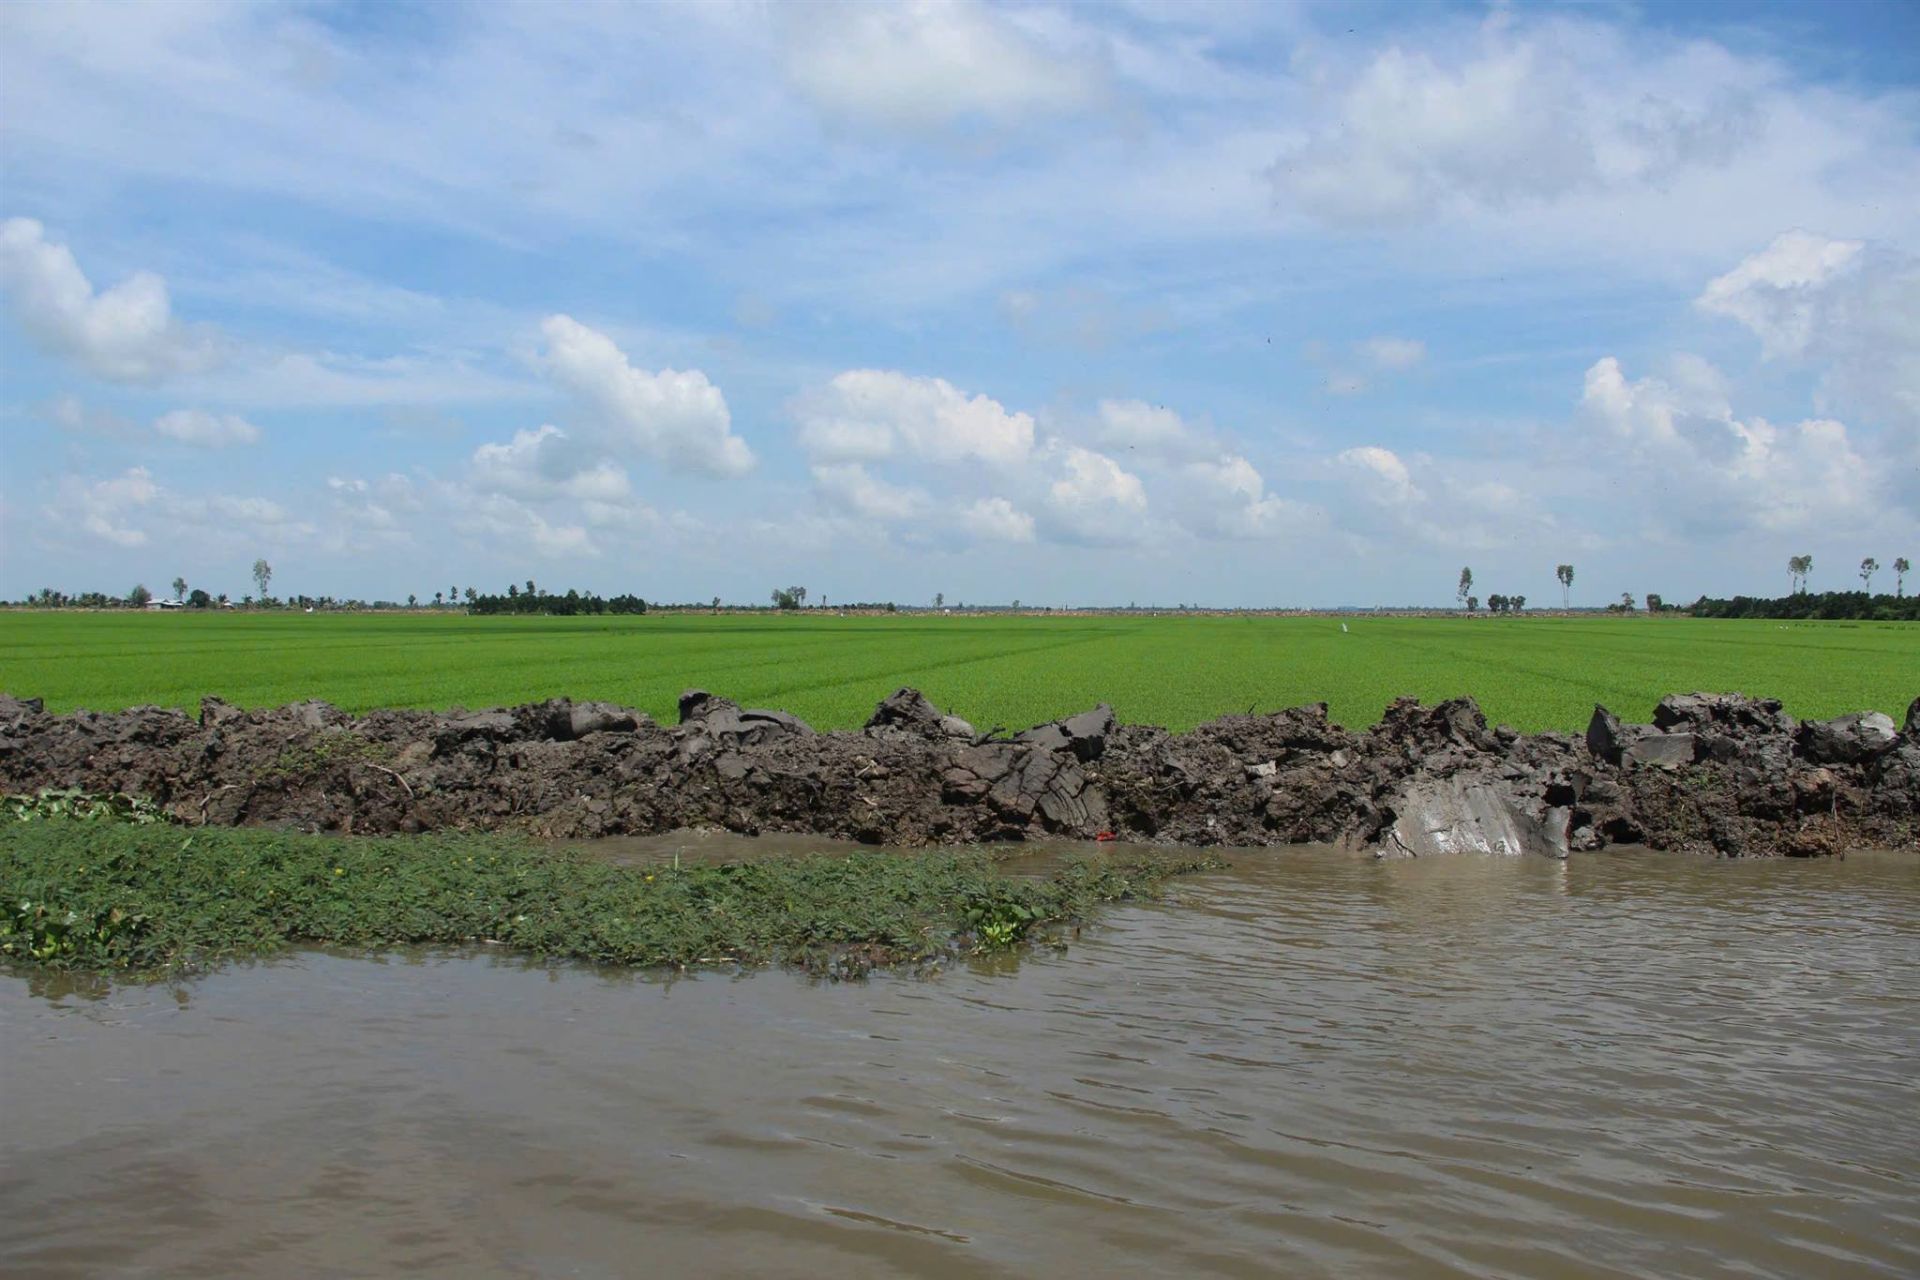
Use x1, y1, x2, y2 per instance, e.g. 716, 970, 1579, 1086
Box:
4, 848, 1916, 1278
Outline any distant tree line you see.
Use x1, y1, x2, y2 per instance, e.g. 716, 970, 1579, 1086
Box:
467, 583, 648, 616
1689, 590, 1920, 622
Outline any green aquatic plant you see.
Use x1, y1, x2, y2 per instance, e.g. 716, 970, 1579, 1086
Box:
0, 823, 1220, 978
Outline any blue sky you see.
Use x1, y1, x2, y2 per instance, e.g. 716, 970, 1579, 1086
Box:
2, 0, 1915, 607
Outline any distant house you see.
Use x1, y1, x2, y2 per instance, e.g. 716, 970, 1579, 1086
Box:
145, 598, 184, 610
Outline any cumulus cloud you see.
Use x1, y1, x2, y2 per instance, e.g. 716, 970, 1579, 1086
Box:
795, 369, 1035, 466
540, 314, 753, 477
1337, 445, 1420, 506
0, 218, 218, 382
1273, 26, 1760, 226
1180, 454, 1310, 538
810, 462, 930, 521
1580, 355, 1878, 533
783, 0, 1103, 130
1697, 231, 1920, 431
153, 408, 262, 447
469, 424, 631, 503
1044, 444, 1148, 543
959, 495, 1035, 543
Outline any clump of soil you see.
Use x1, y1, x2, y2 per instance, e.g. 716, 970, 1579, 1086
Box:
2, 687, 1914, 858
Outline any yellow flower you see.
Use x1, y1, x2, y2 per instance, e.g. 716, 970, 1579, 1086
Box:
333, 867, 345, 876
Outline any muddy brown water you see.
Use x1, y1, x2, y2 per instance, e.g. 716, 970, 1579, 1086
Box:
4, 847, 1918, 1279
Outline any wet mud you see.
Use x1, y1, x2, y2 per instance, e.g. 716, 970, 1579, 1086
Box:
2, 687, 1915, 858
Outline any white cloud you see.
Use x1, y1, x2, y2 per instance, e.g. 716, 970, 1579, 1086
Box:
1580, 355, 1879, 533
810, 462, 929, 521
0, 218, 218, 382
1273, 27, 1763, 226
795, 369, 1036, 466
782, 0, 1103, 130
1337, 445, 1420, 505
469, 424, 631, 503
1043, 444, 1148, 544
62, 467, 159, 547
448, 488, 598, 560
959, 495, 1035, 542
541, 314, 753, 477
153, 408, 262, 447
1697, 231, 1920, 432
49, 466, 303, 549
1179, 453, 1311, 539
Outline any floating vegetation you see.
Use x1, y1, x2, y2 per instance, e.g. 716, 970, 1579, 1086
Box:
1, 822, 1220, 977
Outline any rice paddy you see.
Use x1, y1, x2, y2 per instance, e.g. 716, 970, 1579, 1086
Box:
2, 610, 1913, 734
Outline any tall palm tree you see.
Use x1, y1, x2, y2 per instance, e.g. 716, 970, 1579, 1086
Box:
1896, 557, 1911, 597
1555, 563, 1574, 608
1859, 557, 1879, 593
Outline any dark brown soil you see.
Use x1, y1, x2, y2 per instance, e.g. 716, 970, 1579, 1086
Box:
2, 687, 1914, 858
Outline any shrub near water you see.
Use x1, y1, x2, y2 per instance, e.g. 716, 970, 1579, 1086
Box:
0, 823, 1215, 976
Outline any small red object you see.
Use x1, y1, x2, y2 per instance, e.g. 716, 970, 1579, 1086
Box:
1095, 831, 1117, 842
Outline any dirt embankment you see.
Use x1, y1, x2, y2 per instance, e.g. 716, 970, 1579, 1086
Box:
2, 689, 1915, 857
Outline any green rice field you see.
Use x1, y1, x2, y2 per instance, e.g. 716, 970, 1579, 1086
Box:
2, 611, 1913, 734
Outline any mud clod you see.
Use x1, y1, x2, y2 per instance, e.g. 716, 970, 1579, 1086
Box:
2, 689, 1913, 858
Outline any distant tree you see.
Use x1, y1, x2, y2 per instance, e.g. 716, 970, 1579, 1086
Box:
712, 596, 721, 610
242, 594, 253, 606
1620, 591, 1635, 610
771, 586, 804, 610
128, 584, 152, 607
507, 583, 519, 599
171, 576, 187, 601
1488, 593, 1506, 613
1466, 594, 1479, 612
188, 588, 212, 608
1011, 599, 1020, 610
1788, 554, 1812, 594
1897, 557, 1911, 597
464, 587, 477, 605
526, 579, 536, 598
934, 592, 944, 609
1646, 593, 1664, 612
1457, 567, 1473, 609
1555, 563, 1574, 608
1860, 557, 1879, 592
407, 593, 418, 608
1512, 594, 1525, 611
449, 585, 458, 605
252, 559, 272, 601
434, 591, 444, 607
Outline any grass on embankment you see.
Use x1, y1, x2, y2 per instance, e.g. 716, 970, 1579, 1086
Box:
1, 821, 1216, 977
